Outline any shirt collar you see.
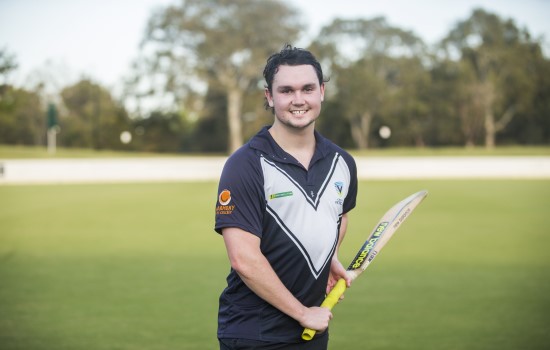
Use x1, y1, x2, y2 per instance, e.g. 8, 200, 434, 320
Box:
249, 126, 330, 166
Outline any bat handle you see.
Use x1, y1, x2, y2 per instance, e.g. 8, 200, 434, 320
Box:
301, 278, 347, 341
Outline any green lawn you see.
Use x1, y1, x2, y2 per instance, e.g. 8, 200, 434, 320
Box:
0, 145, 225, 159
1, 180, 549, 349
1, 144, 549, 159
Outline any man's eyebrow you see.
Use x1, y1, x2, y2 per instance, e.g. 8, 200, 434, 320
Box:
276, 83, 317, 91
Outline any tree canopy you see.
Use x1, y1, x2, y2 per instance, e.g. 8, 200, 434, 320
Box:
129, 0, 303, 152
1, 4, 549, 152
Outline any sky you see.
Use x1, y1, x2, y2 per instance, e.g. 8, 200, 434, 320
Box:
1, 0, 549, 93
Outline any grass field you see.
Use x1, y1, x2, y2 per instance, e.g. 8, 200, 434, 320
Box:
1, 144, 549, 159
1, 180, 549, 349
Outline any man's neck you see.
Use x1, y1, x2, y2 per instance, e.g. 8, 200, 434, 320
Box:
269, 123, 316, 169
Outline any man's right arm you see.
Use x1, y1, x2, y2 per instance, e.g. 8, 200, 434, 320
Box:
222, 227, 333, 332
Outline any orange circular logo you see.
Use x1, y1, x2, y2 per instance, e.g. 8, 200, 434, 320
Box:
219, 189, 231, 205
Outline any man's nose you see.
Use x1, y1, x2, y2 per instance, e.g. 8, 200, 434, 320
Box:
292, 91, 305, 105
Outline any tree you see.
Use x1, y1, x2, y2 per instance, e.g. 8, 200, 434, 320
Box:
0, 48, 18, 85
441, 8, 545, 148
384, 56, 432, 147
131, 111, 188, 153
0, 49, 42, 146
310, 17, 428, 149
429, 58, 483, 147
0, 85, 44, 145
60, 79, 131, 150
188, 75, 271, 153
132, 0, 302, 153
189, 82, 228, 153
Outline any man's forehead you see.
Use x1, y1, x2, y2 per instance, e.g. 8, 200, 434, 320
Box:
273, 65, 319, 86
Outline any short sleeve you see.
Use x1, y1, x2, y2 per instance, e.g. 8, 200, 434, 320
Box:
214, 147, 265, 237
341, 151, 358, 214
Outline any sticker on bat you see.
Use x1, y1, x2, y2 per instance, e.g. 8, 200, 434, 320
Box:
348, 222, 388, 269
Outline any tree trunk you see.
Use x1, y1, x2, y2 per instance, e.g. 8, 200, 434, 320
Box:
227, 88, 244, 154
484, 109, 496, 149
350, 111, 372, 149
479, 81, 496, 149
415, 134, 425, 147
458, 99, 476, 147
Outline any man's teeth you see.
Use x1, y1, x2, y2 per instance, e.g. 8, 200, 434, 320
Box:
291, 110, 306, 115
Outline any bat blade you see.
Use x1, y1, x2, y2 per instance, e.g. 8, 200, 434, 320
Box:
346, 189, 428, 279
301, 190, 428, 341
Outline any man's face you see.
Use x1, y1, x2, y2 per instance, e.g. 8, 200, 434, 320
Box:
265, 65, 325, 130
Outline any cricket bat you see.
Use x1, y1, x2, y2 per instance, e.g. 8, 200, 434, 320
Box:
302, 190, 429, 341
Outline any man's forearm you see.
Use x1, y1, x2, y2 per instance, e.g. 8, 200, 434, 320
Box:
222, 227, 307, 322
236, 249, 308, 322
222, 227, 334, 331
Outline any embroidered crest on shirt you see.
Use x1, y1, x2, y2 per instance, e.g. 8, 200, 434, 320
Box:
334, 181, 344, 205
334, 181, 344, 196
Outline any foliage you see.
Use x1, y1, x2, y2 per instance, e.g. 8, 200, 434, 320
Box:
0, 85, 44, 145
131, 0, 303, 152
1, 6, 549, 153
440, 8, 548, 147
188, 83, 228, 153
0, 48, 18, 84
131, 111, 190, 153
310, 17, 429, 149
60, 80, 132, 150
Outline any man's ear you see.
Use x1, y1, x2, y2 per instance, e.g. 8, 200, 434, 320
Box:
320, 83, 325, 102
265, 88, 274, 107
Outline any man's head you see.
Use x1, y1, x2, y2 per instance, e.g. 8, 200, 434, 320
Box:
263, 44, 327, 111
263, 45, 327, 131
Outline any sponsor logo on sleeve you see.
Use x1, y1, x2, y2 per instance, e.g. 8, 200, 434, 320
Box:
216, 189, 235, 215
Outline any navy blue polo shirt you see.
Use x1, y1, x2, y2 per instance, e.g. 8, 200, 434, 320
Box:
215, 126, 358, 343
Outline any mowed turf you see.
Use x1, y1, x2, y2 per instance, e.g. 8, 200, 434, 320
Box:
0, 180, 548, 349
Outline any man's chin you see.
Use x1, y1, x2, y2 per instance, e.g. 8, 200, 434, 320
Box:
287, 120, 316, 130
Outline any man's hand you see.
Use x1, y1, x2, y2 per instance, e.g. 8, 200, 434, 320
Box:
298, 306, 333, 333
326, 256, 351, 296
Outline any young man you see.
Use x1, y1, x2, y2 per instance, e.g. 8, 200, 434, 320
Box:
215, 44, 358, 349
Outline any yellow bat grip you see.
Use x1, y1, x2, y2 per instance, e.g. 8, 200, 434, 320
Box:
301, 278, 347, 341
